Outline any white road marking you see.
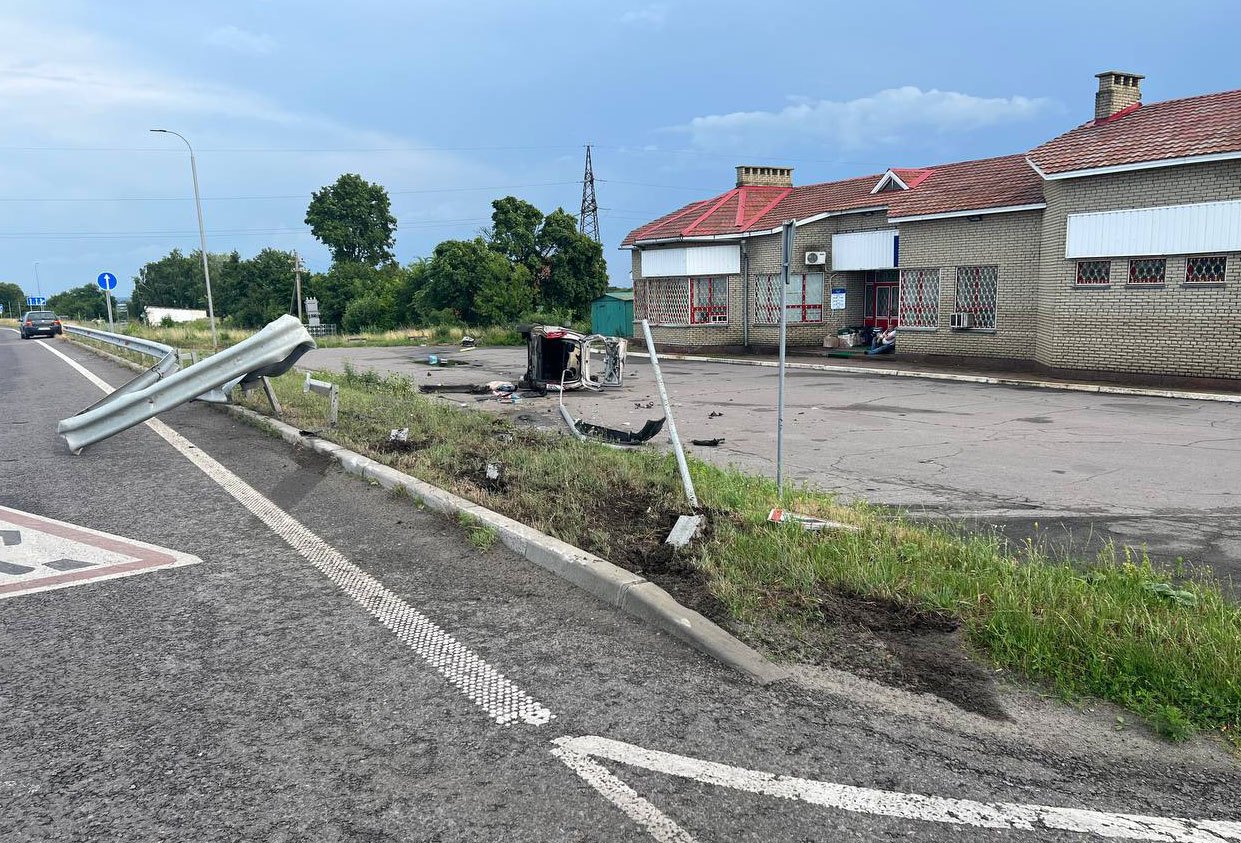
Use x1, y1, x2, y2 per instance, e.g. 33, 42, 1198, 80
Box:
551, 745, 699, 843
39, 339, 554, 726
0, 506, 200, 599
554, 736, 1241, 842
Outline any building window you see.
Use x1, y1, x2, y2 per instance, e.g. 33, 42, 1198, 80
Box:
954, 266, 998, 329
899, 268, 940, 328
1185, 255, 1227, 285
753, 273, 824, 324
639, 278, 691, 325
1075, 260, 1111, 286
1128, 258, 1166, 285
690, 276, 728, 324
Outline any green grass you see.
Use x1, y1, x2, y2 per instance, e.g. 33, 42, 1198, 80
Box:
236, 367, 1240, 745
105, 319, 525, 352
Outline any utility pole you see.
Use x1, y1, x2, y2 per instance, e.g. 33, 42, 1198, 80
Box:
579, 144, 600, 243
33, 262, 42, 300
293, 251, 304, 322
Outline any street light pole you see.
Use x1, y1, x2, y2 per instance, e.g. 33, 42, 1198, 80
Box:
150, 128, 218, 350
33, 261, 41, 299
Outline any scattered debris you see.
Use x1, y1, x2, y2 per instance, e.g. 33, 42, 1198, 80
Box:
389, 428, 410, 442
768, 508, 860, 533
708, 411, 724, 418
520, 325, 627, 391
485, 462, 502, 481
460, 335, 476, 348
571, 416, 666, 445
486, 380, 516, 394
691, 438, 725, 447
634, 400, 655, 409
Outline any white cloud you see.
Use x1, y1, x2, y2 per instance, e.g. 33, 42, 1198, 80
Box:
203, 25, 276, 56
620, 4, 667, 27
676, 86, 1055, 153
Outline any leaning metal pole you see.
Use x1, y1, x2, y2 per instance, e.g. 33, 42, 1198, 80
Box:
776, 220, 793, 493
642, 319, 698, 509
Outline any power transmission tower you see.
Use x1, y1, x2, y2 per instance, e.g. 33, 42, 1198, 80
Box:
579, 144, 600, 243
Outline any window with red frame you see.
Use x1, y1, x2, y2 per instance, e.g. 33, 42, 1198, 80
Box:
1185, 255, 1227, 285
689, 276, 728, 324
752, 273, 824, 324
1075, 260, 1111, 286
1128, 258, 1166, 285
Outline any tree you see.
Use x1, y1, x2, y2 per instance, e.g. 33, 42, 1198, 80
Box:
215, 248, 296, 328
305, 173, 397, 266
484, 197, 607, 317
130, 249, 206, 318
47, 284, 109, 320
536, 208, 608, 317
422, 238, 533, 325
0, 281, 26, 317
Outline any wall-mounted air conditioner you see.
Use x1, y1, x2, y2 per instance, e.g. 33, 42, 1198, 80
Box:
950, 312, 973, 330
804, 251, 827, 266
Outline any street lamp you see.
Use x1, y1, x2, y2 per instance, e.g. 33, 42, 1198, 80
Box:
33, 261, 41, 299
150, 128, 218, 349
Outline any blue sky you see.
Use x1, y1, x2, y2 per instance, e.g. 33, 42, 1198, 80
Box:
2, 0, 1239, 302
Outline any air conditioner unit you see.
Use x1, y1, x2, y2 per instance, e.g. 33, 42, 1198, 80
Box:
804, 251, 827, 266
950, 311, 973, 330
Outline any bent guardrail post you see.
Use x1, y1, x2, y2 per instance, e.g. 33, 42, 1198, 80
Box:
303, 373, 339, 429
58, 315, 315, 453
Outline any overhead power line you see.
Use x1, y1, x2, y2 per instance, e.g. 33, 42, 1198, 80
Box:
0, 181, 583, 203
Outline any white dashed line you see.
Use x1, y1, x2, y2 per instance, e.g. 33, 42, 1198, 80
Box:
554, 736, 1241, 842
40, 339, 554, 727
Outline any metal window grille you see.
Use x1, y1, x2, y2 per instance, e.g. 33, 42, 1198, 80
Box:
690, 277, 728, 324
640, 278, 690, 325
1075, 260, 1111, 286
899, 268, 940, 328
1128, 258, 1166, 285
752, 273, 824, 324
1186, 255, 1227, 284
954, 266, 997, 329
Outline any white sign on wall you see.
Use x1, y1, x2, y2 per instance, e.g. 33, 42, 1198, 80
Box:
640, 245, 740, 277
831, 229, 899, 271
1066, 199, 1241, 258
830, 288, 846, 310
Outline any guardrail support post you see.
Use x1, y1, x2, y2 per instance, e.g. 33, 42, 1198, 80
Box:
261, 376, 283, 417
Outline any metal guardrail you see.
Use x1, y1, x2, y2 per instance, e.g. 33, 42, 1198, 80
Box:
64, 324, 183, 415
64, 324, 177, 361
58, 315, 316, 453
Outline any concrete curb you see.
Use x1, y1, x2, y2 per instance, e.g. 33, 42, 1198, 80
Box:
627, 351, 1241, 404
226, 404, 790, 686
63, 335, 789, 685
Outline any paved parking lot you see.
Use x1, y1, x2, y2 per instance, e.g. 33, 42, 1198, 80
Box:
302, 344, 1241, 587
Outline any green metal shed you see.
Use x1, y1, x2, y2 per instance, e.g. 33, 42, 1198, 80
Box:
590, 290, 634, 338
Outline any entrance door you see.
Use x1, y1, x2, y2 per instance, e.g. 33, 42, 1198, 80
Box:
865, 282, 900, 330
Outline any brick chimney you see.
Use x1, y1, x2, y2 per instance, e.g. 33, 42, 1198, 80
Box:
736, 165, 793, 188
1094, 71, 1144, 121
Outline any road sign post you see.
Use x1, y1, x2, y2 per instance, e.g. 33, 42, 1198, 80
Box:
97, 272, 118, 333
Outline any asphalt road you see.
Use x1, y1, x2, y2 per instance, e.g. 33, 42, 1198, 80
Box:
300, 344, 1241, 589
2, 329, 1239, 841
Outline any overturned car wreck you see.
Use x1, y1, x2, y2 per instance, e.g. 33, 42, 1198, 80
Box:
519, 326, 626, 391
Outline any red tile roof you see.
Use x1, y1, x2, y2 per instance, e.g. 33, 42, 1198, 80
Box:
1027, 89, 1241, 175
885, 154, 1045, 219
888, 168, 934, 189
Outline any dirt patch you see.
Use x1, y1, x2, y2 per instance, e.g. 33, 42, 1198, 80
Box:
801, 589, 1007, 718
374, 438, 431, 454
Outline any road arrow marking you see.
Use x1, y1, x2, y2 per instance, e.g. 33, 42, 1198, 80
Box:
552, 735, 1241, 842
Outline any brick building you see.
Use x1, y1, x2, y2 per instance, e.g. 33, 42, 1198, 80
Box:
623, 72, 1241, 385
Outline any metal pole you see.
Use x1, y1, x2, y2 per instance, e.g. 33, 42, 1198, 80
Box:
294, 252, 304, 322
104, 286, 114, 332
151, 129, 218, 350
641, 319, 698, 509
777, 220, 793, 494
33, 262, 41, 299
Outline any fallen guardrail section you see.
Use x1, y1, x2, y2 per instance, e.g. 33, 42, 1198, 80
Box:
59, 315, 315, 453
63, 324, 182, 416
303, 373, 339, 430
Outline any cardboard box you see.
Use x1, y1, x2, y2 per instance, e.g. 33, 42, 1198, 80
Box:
822, 336, 841, 348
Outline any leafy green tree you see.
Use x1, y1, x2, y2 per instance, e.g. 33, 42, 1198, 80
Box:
0, 281, 26, 317
47, 284, 109, 320
130, 249, 206, 318
215, 248, 298, 328
485, 197, 607, 317
305, 174, 397, 266
422, 238, 533, 325
536, 208, 608, 317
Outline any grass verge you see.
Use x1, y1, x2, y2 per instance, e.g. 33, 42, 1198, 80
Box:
240, 366, 1239, 745
101, 320, 526, 352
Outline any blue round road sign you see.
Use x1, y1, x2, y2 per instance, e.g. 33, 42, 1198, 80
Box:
97, 272, 117, 291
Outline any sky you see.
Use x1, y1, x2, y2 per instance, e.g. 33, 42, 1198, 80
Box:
2, 0, 1239, 303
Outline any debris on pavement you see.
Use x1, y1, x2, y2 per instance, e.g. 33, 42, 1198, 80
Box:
665, 513, 704, 548
460, 335, 476, 348
571, 415, 666, 445
708, 411, 724, 418
634, 400, 655, 409
691, 438, 725, 447
767, 508, 860, 533
520, 325, 627, 391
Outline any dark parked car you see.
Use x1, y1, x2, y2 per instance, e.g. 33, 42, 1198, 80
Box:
19, 310, 62, 339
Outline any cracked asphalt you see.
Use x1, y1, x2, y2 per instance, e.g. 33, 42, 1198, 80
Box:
2, 330, 1239, 841
300, 345, 1241, 589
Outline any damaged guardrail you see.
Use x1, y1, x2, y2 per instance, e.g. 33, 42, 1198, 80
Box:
63, 324, 183, 415
303, 373, 339, 429
58, 315, 315, 453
